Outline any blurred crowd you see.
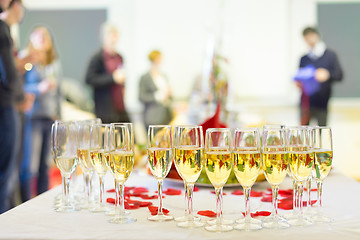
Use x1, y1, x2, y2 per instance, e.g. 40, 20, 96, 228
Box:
0, 0, 343, 214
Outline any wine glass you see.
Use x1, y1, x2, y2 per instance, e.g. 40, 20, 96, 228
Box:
107, 124, 136, 224
76, 121, 96, 209
105, 123, 133, 217
232, 128, 262, 231
147, 125, 174, 221
51, 120, 78, 212
174, 125, 204, 228
311, 126, 333, 223
89, 124, 110, 212
204, 128, 233, 232
286, 126, 313, 226
262, 126, 289, 229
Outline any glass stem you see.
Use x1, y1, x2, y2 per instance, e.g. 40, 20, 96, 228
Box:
99, 175, 105, 205
298, 182, 304, 217
292, 180, 298, 214
271, 185, 279, 219
63, 175, 70, 206
184, 182, 189, 216
157, 179, 164, 215
307, 177, 312, 207
244, 187, 251, 224
316, 180, 323, 208
115, 180, 125, 217
215, 187, 223, 226
187, 183, 194, 222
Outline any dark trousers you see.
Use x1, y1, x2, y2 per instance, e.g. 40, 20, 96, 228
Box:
0, 106, 19, 213
301, 107, 328, 126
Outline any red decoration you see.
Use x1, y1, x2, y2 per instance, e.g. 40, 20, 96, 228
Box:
148, 206, 169, 216
231, 190, 244, 195
197, 210, 217, 218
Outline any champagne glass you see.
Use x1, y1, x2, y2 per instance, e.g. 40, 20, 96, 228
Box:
287, 126, 313, 226
77, 122, 96, 209
174, 125, 204, 228
311, 126, 333, 223
51, 121, 78, 212
262, 126, 289, 229
147, 125, 174, 221
204, 128, 233, 232
105, 123, 133, 217
108, 124, 136, 224
89, 124, 110, 212
232, 128, 262, 231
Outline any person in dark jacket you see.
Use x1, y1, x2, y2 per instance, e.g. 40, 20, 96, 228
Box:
296, 27, 343, 126
0, 0, 33, 213
85, 23, 130, 123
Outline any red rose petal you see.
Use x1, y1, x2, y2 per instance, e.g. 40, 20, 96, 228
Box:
193, 186, 199, 192
252, 211, 271, 217
139, 194, 159, 200
163, 188, 182, 196
250, 191, 263, 197
106, 189, 115, 193
148, 206, 169, 215
279, 189, 293, 196
197, 210, 217, 218
231, 190, 244, 195
125, 203, 140, 210
261, 196, 272, 202
106, 198, 115, 204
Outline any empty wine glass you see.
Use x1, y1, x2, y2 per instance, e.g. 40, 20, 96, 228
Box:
51, 121, 78, 212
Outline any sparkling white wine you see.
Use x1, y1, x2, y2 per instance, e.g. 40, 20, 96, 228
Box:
77, 148, 94, 172
288, 148, 313, 182
108, 150, 134, 183
89, 149, 108, 176
174, 146, 202, 183
313, 149, 333, 181
262, 148, 289, 186
147, 148, 172, 179
204, 149, 232, 188
55, 156, 77, 176
233, 150, 261, 188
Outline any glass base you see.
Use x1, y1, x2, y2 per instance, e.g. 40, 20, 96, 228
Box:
148, 214, 174, 222
175, 215, 201, 222
177, 220, 204, 228
236, 217, 262, 225
207, 218, 234, 225
105, 208, 130, 216
311, 214, 333, 223
284, 212, 300, 220
234, 222, 262, 231
109, 216, 137, 224
288, 216, 313, 226
205, 224, 233, 232
90, 204, 108, 213
262, 216, 290, 229
55, 204, 76, 213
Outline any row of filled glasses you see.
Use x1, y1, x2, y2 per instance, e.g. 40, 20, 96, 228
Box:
50, 121, 333, 232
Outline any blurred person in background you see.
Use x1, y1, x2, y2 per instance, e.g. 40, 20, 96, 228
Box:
296, 27, 343, 126
18, 26, 62, 201
85, 22, 130, 123
139, 50, 173, 129
0, 0, 33, 213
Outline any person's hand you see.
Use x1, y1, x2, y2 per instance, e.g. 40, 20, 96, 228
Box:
17, 93, 35, 113
38, 80, 55, 94
315, 68, 330, 83
295, 81, 302, 89
113, 69, 125, 84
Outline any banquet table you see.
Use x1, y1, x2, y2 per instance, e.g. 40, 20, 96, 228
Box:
1, 170, 360, 240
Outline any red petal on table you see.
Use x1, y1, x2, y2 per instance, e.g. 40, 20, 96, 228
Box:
106, 189, 115, 193
139, 201, 153, 207
138, 194, 160, 200
267, 188, 272, 192
163, 188, 182, 196
197, 210, 217, 218
231, 190, 244, 195
106, 198, 115, 204
148, 206, 169, 215
210, 191, 227, 195
133, 187, 148, 193
304, 188, 318, 192
125, 203, 140, 210
278, 198, 293, 210
250, 191, 263, 197
302, 200, 317, 207
252, 211, 271, 217
279, 189, 293, 196
193, 186, 199, 192
261, 197, 272, 202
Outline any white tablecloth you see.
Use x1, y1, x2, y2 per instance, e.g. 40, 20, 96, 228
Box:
1, 170, 360, 240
